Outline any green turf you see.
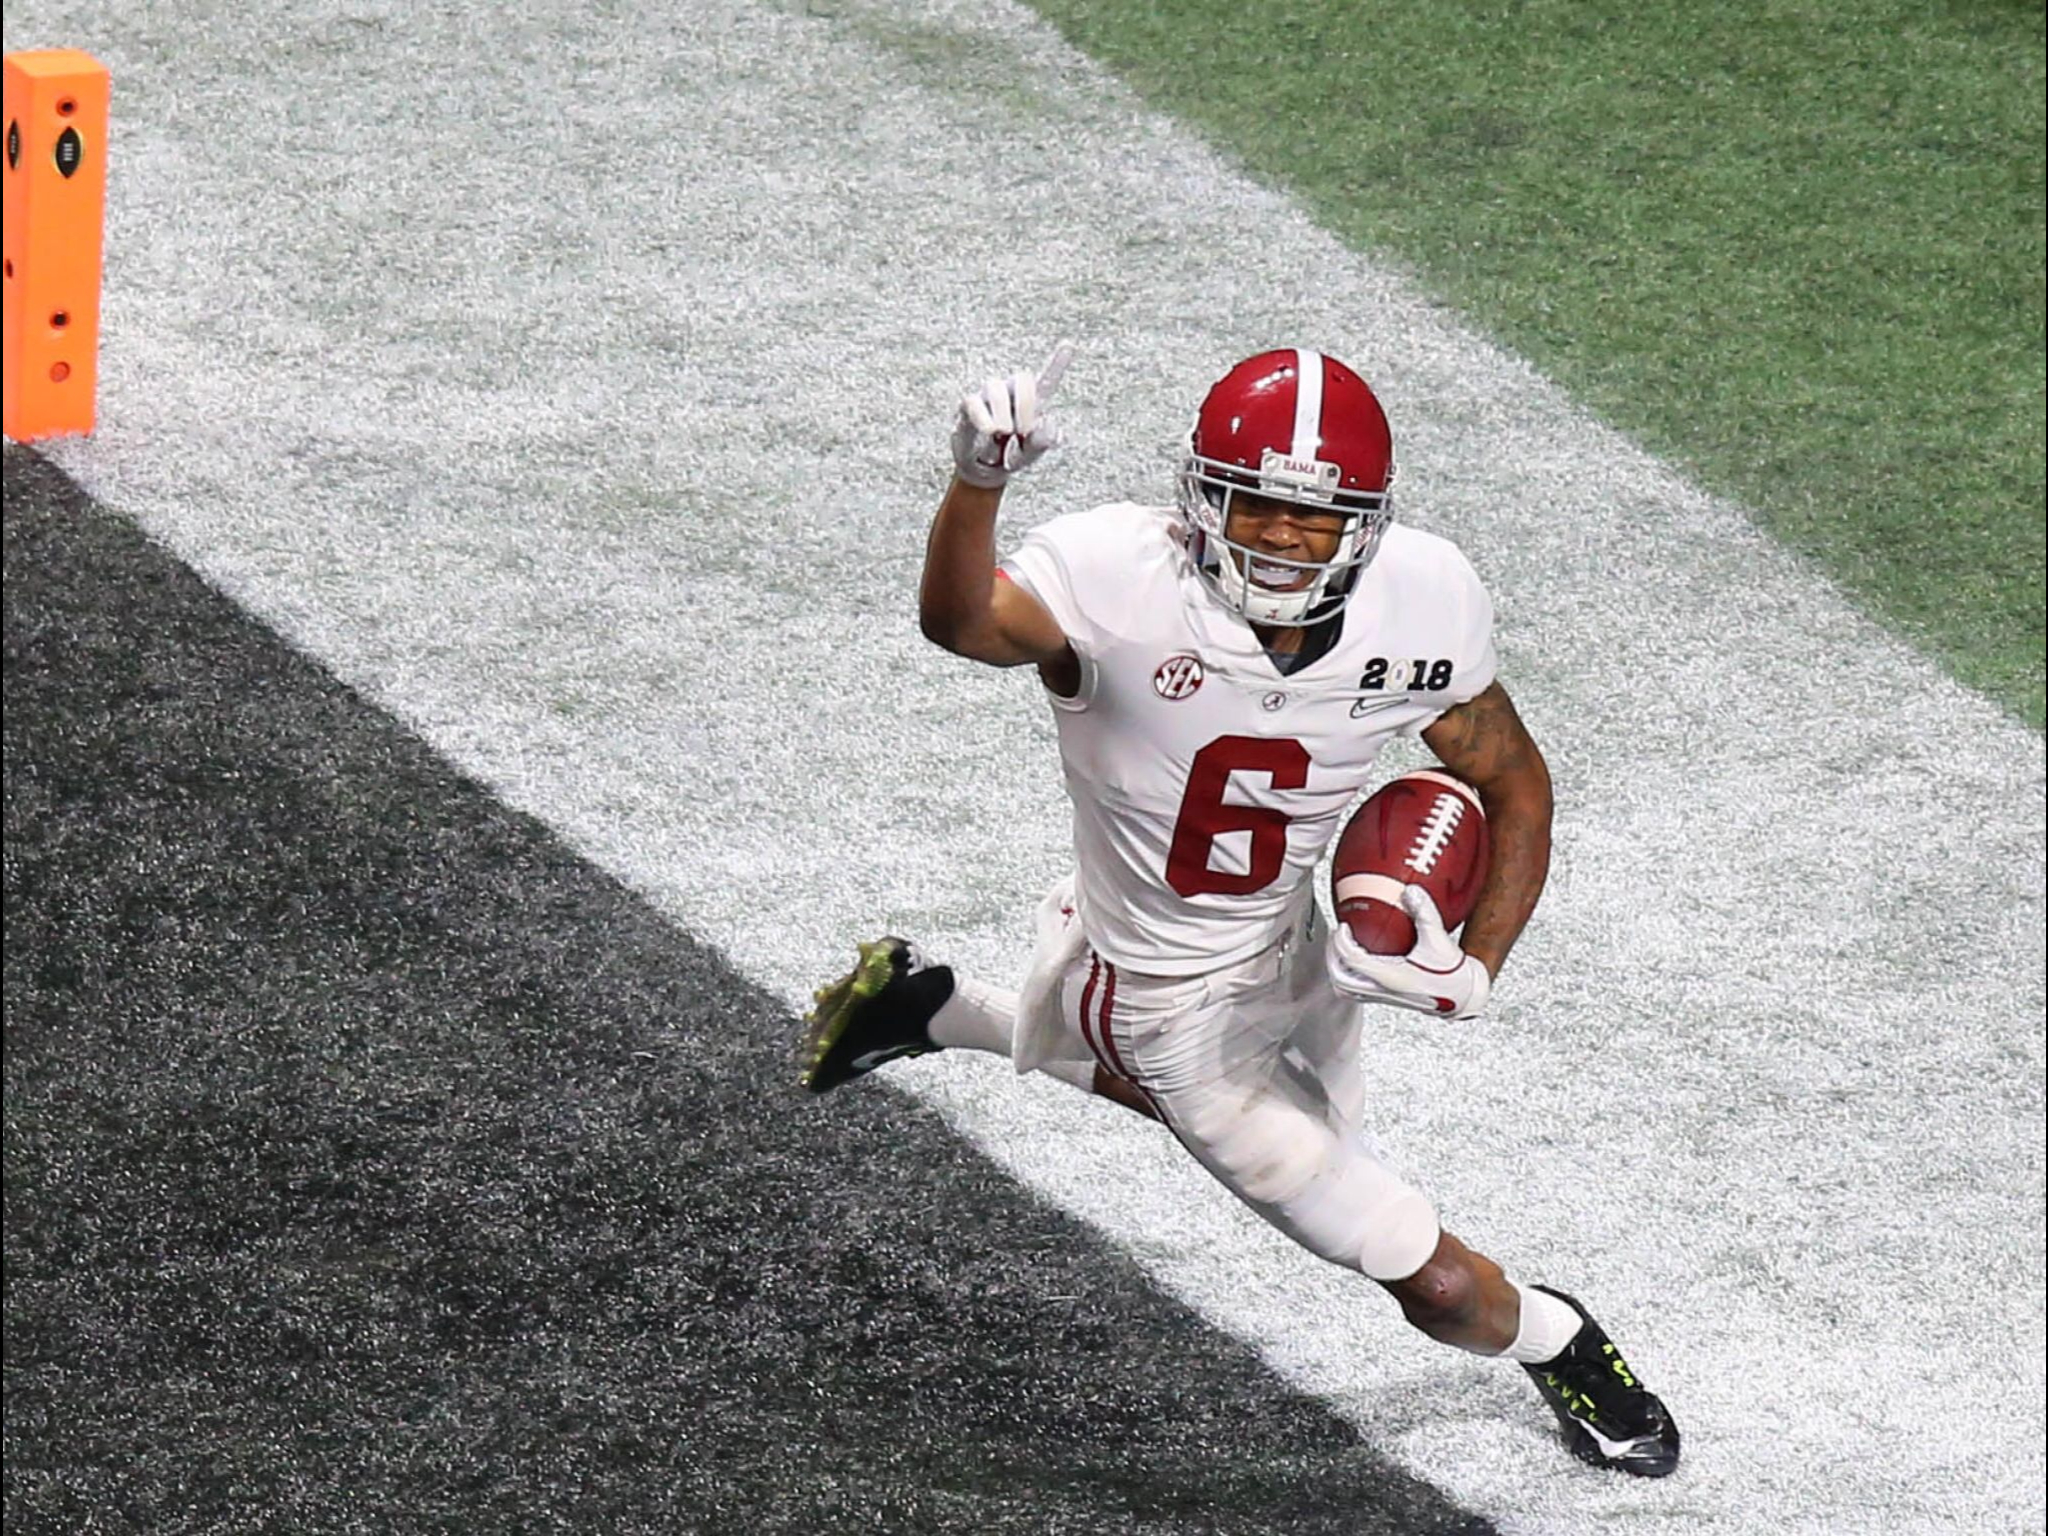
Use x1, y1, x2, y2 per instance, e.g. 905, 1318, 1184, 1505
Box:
1028, 0, 2046, 726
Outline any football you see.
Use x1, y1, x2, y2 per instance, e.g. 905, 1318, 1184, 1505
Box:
1331, 769, 1490, 955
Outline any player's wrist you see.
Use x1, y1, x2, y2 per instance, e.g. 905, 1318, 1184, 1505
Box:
952, 460, 1011, 491
945, 475, 1007, 507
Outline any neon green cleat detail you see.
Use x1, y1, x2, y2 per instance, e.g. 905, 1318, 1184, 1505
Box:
797, 937, 953, 1094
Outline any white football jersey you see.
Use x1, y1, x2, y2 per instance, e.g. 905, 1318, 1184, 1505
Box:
1001, 502, 1497, 976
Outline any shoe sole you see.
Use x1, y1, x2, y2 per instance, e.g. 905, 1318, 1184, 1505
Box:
797, 938, 900, 1093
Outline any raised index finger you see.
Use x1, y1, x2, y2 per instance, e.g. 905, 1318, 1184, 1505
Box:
1036, 341, 1074, 403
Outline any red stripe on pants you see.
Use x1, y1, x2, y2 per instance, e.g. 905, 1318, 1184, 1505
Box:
1078, 953, 1107, 1073
1096, 959, 1134, 1081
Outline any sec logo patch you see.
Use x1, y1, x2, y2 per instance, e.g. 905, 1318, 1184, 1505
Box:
1153, 654, 1205, 700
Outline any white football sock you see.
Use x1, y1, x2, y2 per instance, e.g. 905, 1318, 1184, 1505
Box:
928, 977, 1100, 1096
1502, 1280, 1585, 1364
928, 975, 1017, 1055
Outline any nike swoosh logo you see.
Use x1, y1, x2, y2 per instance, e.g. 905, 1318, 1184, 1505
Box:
1349, 697, 1410, 718
849, 1045, 923, 1073
1572, 1418, 1661, 1461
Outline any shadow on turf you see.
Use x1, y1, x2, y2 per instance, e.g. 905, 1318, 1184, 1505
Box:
1, 445, 1496, 1535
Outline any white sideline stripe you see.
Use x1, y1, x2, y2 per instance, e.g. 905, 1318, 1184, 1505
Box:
1292, 347, 1324, 460
9, 0, 2041, 1533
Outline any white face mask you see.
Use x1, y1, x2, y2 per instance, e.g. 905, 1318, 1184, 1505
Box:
1176, 457, 1392, 627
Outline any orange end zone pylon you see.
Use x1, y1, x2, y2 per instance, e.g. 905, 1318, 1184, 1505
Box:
3, 49, 110, 442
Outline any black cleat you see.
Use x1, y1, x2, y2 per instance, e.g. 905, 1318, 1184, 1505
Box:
797, 937, 954, 1094
1522, 1287, 1682, 1478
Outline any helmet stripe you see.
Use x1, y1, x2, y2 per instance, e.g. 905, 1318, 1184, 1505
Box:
1291, 348, 1324, 459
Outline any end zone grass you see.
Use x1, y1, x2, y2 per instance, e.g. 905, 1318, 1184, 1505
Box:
1028, 0, 2047, 725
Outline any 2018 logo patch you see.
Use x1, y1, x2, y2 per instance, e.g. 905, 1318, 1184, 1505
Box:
1356, 658, 1455, 693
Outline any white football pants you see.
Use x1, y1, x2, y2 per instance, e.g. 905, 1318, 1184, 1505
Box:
1014, 886, 1441, 1285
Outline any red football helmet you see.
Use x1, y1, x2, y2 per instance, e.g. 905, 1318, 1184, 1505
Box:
1177, 348, 1396, 626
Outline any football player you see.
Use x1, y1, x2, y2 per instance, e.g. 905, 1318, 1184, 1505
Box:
799, 346, 1681, 1478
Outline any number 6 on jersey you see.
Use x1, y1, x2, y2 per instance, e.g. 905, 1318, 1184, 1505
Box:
1164, 735, 1312, 897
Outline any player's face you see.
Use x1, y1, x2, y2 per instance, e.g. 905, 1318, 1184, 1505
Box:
1223, 494, 1348, 592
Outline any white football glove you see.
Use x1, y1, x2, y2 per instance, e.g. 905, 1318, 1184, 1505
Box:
950, 342, 1072, 489
1327, 885, 1493, 1021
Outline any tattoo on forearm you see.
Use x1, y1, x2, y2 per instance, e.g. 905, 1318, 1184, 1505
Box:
1427, 684, 1534, 787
